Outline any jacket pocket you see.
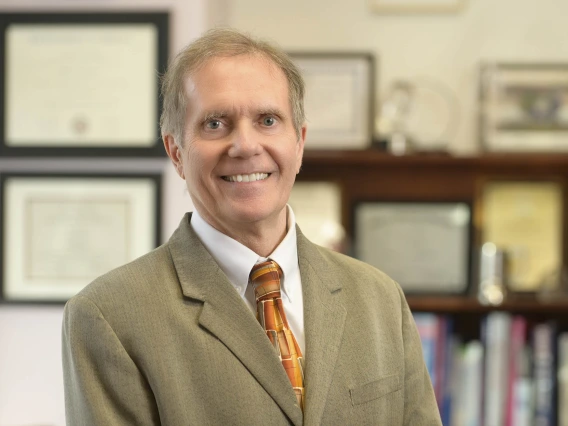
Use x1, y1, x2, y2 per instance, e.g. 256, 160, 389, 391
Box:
349, 373, 401, 406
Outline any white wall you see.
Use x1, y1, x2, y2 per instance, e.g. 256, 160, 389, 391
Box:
0, 1, 204, 425
228, 0, 568, 154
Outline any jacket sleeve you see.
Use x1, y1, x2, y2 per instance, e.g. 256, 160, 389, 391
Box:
397, 285, 443, 426
62, 295, 160, 426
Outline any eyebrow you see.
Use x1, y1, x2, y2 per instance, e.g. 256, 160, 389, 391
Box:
201, 111, 228, 122
258, 107, 287, 119
199, 107, 288, 123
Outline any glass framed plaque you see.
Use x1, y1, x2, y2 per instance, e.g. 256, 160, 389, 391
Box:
480, 63, 568, 153
0, 12, 169, 157
288, 52, 375, 150
478, 180, 564, 292
354, 201, 472, 294
0, 173, 161, 303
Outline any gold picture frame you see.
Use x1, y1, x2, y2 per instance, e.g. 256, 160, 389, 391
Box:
476, 179, 564, 292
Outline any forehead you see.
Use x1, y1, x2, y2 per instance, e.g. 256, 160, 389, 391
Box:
183, 54, 290, 115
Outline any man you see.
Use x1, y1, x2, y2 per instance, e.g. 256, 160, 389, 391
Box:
62, 28, 441, 425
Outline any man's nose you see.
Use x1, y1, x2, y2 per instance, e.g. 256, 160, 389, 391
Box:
227, 123, 262, 158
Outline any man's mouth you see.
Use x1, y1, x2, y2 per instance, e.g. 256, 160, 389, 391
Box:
222, 173, 270, 183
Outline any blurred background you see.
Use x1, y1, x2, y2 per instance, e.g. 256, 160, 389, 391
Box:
1, 0, 567, 424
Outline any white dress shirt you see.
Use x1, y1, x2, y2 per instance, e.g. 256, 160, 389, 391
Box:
190, 206, 305, 354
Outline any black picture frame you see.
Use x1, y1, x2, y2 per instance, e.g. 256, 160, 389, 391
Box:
0, 12, 169, 157
0, 172, 162, 303
352, 200, 473, 295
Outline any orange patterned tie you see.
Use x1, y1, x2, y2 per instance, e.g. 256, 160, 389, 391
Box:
250, 260, 305, 411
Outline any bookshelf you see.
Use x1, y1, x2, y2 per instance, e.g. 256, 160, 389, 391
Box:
299, 149, 568, 287
299, 149, 568, 426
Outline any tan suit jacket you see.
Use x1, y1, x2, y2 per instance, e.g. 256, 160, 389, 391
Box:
62, 213, 441, 425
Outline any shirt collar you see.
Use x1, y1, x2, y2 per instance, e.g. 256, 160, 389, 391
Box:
190, 206, 298, 300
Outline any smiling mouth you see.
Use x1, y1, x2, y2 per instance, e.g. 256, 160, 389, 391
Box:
222, 173, 270, 183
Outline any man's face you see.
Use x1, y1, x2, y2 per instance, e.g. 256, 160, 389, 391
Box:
167, 54, 306, 236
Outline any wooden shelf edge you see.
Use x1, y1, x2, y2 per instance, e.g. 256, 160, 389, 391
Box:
302, 149, 568, 169
406, 295, 568, 314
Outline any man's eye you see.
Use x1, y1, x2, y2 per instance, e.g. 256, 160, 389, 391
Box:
206, 120, 221, 130
262, 116, 276, 126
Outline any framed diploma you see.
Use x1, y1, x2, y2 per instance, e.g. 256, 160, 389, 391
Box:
354, 201, 472, 294
0, 12, 169, 157
0, 173, 161, 303
288, 52, 375, 150
478, 180, 564, 292
480, 63, 568, 153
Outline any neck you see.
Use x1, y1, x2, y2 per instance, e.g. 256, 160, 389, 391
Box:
198, 208, 288, 257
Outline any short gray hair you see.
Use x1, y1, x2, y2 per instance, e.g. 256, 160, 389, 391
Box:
160, 28, 306, 144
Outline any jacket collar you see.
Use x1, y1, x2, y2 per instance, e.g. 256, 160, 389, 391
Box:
168, 213, 346, 426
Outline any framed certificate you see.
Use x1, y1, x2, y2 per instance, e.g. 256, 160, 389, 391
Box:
354, 201, 472, 294
480, 63, 568, 153
288, 52, 375, 150
0, 173, 161, 303
477, 180, 564, 292
0, 12, 169, 157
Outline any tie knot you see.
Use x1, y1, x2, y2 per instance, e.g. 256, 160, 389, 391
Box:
250, 260, 282, 302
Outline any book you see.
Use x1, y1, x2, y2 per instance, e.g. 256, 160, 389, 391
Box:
460, 340, 484, 426
412, 312, 439, 391
483, 312, 512, 426
506, 316, 527, 426
533, 322, 556, 426
557, 332, 568, 426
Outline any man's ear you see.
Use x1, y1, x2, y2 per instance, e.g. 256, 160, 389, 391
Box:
295, 124, 307, 174
163, 134, 185, 179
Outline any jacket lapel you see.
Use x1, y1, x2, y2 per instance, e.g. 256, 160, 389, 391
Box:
167, 214, 303, 426
297, 228, 347, 426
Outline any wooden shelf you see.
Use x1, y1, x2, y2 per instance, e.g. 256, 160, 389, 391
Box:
406, 295, 568, 314
298, 150, 568, 323
302, 149, 568, 169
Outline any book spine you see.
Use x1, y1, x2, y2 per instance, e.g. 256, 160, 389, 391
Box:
506, 316, 527, 426
462, 340, 484, 426
533, 322, 555, 426
557, 332, 568, 426
483, 312, 512, 426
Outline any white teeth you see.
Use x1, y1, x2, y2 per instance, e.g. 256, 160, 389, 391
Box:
225, 173, 269, 182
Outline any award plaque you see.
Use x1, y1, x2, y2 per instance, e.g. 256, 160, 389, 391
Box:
0, 173, 161, 302
0, 12, 169, 156
354, 201, 472, 294
479, 180, 564, 292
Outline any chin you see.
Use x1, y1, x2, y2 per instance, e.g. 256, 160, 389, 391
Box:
225, 204, 284, 225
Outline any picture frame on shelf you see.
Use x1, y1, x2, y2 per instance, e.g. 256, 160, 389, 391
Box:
289, 181, 344, 252
0, 173, 161, 303
476, 179, 564, 293
353, 201, 472, 295
0, 12, 169, 157
369, 0, 467, 14
288, 52, 375, 150
480, 63, 568, 153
